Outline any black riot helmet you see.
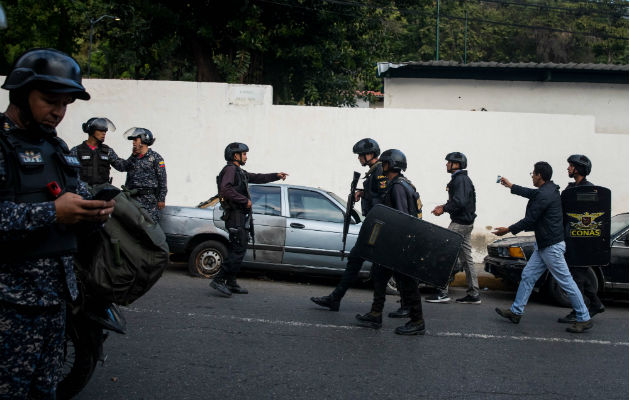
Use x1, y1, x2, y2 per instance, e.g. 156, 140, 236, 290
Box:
567, 154, 592, 176
125, 127, 155, 146
380, 149, 407, 172
82, 117, 115, 135
445, 152, 467, 169
224, 142, 249, 163
352, 138, 380, 157
2, 48, 90, 100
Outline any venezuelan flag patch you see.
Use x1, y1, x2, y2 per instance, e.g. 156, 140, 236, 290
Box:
159, 160, 166, 168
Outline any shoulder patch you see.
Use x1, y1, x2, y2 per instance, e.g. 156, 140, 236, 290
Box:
158, 160, 166, 168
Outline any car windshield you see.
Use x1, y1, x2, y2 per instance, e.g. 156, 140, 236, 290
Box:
326, 191, 362, 221
610, 213, 629, 238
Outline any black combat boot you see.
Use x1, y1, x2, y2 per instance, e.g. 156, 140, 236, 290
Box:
388, 306, 410, 318
394, 320, 426, 335
557, 310, 577, 324
354, 312, 382, 329
310, 295, 340, 311
227, 279, 248, 294
209, 277, 232, 297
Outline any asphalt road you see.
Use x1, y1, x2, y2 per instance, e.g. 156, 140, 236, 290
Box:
75, 266, 628, 400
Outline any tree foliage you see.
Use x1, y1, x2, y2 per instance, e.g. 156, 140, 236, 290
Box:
0, 0, 627, 106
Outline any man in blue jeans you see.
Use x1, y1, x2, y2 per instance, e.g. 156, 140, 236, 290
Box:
492, 162, 592, 334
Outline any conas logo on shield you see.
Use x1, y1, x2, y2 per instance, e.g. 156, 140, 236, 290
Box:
567, 212, 605, 238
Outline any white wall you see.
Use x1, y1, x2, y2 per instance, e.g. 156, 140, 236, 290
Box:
383, 78, 629, 135
1, 78, 627, 260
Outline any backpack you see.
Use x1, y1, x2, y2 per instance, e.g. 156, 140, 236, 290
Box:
396, 176, 423, 219
75, 184, 170, 305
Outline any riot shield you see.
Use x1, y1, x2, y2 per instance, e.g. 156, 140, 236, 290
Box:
355, 204, 463, 289
561, 185, 611, 266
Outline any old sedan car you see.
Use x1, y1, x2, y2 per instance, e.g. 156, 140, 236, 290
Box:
484, 212, 629, 306
159, 183, 370, 280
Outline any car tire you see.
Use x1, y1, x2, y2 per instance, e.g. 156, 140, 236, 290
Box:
546, 267, 598, 308
188, 240, 227, 279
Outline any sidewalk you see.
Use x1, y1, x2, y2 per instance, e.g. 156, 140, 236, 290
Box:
451, 263, 506, 291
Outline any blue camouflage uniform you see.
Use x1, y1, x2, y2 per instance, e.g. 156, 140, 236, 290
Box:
0, 115, 87, 399
124, 148, 167, 223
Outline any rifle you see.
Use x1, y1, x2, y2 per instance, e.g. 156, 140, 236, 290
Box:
247, 211, 256, 261
341, 171, 361, 260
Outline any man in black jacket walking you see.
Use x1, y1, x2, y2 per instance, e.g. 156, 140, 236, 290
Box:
493, 162, 592, 333
310, 138, 389, 312
429, 152, 480, 304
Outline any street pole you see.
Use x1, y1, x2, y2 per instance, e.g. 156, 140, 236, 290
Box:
88, 20, 94, 78
87, 15, 119, 79
464, 10, 468, 64
435, 0, 440, 61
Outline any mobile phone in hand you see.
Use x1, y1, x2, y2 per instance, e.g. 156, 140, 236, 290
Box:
93, 187, 121, 201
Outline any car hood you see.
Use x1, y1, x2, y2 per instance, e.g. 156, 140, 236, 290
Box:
161, 205, 215, 220
488, 235, 537, 259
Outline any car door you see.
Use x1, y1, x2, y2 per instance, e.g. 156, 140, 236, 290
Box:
211, 185, 283, 264
607, 230, 629, 289
282, 187, 359, 270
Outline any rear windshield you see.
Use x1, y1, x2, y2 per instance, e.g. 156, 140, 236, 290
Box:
611, 213, 628, 238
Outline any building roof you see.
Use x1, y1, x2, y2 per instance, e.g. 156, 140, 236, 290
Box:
377, 61, 629, 84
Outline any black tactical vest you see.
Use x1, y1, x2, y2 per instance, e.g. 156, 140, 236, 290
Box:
216, 164, 249, 211
0, 116, 81, 260
361, 161, 386, 216
75, 142, 111, 185
384, 175, 422, 218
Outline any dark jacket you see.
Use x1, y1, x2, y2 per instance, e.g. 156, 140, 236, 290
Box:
509, 181, 564, 249
360, 161, 388, 216
443, 170, 476, 225
384, 174, 420, 216
218, 163, 279, 210
564, 178, 594, 191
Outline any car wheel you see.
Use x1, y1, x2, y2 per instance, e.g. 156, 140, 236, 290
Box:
546, 267, 598, 308
188, 240, 227, 278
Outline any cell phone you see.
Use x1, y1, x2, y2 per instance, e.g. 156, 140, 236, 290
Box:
93, 187, 121, 201
496, 175, 502, 183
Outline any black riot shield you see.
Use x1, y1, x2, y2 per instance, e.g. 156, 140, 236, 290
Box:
355, 204, 463, 289
561, 185, 611, 266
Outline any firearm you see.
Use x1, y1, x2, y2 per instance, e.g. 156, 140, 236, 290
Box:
245, 187, 256, 261
341, 171, 361, 260
248, 211, 256, 260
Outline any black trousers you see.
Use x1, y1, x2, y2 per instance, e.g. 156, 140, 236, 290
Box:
218, 211, 249, 281
371, 264, 423, 321
570, 267, 603, 310
331, 245, 364, 300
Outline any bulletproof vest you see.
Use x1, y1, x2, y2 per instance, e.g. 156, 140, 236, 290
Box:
384, 175, 423, 218
0, 117, 81, 261
361, 161, 385, 215
76, 142, 111, 185
216, 164, 249, 211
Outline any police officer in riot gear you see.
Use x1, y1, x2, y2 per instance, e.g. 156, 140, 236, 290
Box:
558, 154, 605, 323
209, 142, 288, 297
310, 138, 392, 312
429, 152, 480, 304
0, 48, 115, 398
70, 117, 132, 185
355, 149, 426, 335
123, 127, 167, 223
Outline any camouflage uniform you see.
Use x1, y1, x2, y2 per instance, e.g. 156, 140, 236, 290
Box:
0, 115, 86, 399
124, 148, 167, 223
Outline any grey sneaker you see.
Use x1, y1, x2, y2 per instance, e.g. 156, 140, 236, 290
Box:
425, 293, 450, 303
456, 295, 481, 304
210, 278, 232, 297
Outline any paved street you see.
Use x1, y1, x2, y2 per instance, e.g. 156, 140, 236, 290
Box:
76, 267, 628, 400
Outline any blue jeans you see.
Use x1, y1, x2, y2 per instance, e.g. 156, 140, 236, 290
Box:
510, 241, 590, 322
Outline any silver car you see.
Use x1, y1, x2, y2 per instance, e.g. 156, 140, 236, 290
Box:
160, 183, 370, 279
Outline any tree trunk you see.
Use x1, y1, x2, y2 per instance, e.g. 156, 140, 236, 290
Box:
191, 39, 221, 82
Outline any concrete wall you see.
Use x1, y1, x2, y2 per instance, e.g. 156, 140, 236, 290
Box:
383, 78, 629, 135
1, 78, 627, 261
